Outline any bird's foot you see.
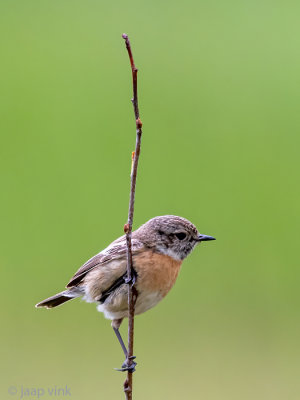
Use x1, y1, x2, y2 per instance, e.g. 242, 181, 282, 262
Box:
114, 356, 137, 372
124, 269, 137, 286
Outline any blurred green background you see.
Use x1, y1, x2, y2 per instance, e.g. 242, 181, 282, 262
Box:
1, 0, 299, 399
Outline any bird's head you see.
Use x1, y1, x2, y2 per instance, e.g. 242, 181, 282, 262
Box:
134, 215, 215, 261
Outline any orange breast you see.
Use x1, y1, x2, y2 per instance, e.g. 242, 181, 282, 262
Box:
134, 251, 182, 297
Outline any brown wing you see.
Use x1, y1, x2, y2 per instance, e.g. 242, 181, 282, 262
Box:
66, 236, 144, 288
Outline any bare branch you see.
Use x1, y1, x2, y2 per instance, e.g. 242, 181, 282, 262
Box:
122, 33, 143, 400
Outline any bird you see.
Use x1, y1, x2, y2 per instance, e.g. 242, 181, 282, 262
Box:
36, 215, 215, 371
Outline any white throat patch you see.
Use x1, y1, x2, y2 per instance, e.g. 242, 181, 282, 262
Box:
157, 246, 182, 261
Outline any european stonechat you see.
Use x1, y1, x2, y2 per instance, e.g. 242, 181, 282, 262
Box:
36, 215, 215, 370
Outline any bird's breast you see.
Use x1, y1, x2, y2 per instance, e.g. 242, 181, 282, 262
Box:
134, 250, 182, 298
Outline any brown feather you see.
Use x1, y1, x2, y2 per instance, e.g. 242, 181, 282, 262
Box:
66, 237, 144, 288
36, 292, 75, 308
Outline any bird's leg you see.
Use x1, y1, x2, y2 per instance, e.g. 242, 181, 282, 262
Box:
112, 319, 128, 357
112, 319, 137, 372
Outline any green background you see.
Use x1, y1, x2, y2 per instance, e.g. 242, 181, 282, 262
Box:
1, 1, 299, 399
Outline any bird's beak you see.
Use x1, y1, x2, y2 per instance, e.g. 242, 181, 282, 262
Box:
197, 234, 216, 242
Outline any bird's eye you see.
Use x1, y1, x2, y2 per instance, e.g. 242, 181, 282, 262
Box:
175, 232, 186, 240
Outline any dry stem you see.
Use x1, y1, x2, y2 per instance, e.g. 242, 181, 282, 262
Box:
122, 33, 143, 400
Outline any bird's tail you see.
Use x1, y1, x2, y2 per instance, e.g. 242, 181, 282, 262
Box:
35, 288, 81, 309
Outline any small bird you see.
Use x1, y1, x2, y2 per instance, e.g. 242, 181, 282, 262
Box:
36, 215, 215, 371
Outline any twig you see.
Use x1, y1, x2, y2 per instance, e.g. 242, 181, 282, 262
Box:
122, 33, 143, 400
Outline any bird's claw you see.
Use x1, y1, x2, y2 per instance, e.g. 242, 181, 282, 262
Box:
114, 356, 137, 372
123, 268, 137, 286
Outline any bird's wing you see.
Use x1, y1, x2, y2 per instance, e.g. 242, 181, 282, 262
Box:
66, 235, 144, 288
